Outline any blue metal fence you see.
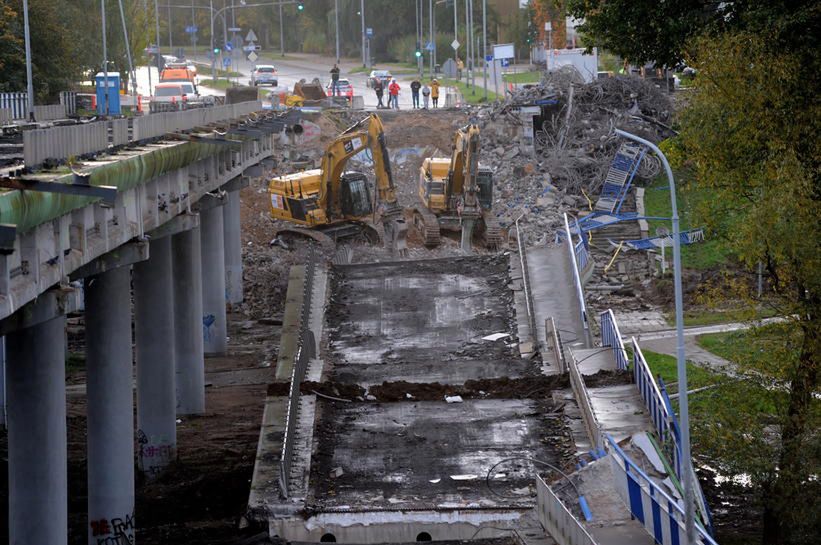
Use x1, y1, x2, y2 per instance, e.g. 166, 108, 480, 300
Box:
600, 310, 629, 370
606, 434, 718, 545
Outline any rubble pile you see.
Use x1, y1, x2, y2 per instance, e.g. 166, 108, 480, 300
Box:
474, 67, 675, 244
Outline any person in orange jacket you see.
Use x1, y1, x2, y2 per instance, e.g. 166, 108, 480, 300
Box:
388, 79, 401, 109
430, 79, 440, 108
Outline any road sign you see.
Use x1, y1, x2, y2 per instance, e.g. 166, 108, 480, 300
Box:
223, 57, 232, 67
424, 41, 434, 51
243, 45, 261, 52
245, 29, 258, 43
225, 41, 233, 51
544, 21, 552, 32
185, 26, 198, 34
144, 45, 159, 54
485, 54, 493, 62
451, 39, 460, 50
228, 27, 241, 33
500, 58, 510, 67
247, 51, 258, 63
366, 27, 373, 37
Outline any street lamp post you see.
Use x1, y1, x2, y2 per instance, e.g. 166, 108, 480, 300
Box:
615, 129, 696, 544
482, 0, 486, 101
334, 0, 340, 63
102, 0, 109, 117
22, 0, 35, 121
360, 0, 365, 68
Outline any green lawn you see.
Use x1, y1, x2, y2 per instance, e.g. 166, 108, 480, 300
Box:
664, 305, 779, 327
696, 322, 798, 381
643, 173, 732, 270
198, 66, 242, 78
436, 78, 498, 104
199, 78, 235, 91
636, 348, 721, 391
503, 70, 543, 84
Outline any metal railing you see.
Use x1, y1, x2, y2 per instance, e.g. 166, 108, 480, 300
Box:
536, 474, 599, 545
279, 250, 318, 498
600, 310, 629, 370
515, 216, 539, 352
545, 317, 567, 373
563, 213, 590, 342
567, 344, 601, 449
605, 434, 718, 545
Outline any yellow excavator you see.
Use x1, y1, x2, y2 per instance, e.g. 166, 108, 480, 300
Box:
412, 124, 501, 250
268, 113, 407, 252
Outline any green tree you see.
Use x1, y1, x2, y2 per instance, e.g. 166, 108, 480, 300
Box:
679, 13, 820, 545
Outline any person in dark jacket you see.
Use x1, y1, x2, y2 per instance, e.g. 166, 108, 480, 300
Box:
330, 64, 340, 96
410, 79, 421, 109
374, 79, 384, 108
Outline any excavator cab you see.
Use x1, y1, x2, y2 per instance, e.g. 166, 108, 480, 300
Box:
339, 172, 373, 218
477, 167, 493, 210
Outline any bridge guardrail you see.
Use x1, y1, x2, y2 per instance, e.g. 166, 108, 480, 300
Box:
606, 434, 718, 545
600, 310, 628, 370
279, 249, 317, 498
563, 213, 590, 342
536, 474, 599, 545
515, 216, 538, 352
23, 122, 108, 167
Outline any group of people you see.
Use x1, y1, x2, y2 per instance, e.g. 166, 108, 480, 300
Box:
374, 78, 440, 110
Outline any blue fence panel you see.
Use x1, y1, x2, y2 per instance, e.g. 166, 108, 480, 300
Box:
600, 310, 629, 370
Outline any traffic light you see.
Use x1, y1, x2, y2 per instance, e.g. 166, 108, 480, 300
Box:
297, 2, 304, 10
415, 42, 422, 58
213, 46, 221, 55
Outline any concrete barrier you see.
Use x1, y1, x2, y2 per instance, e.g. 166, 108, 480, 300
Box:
23, 122, 108, 167
536, 475, 598, 545
0, 109, 11, 125
33, 105, 65, 122
351, 96, 365, 110
110, 119, 129, 147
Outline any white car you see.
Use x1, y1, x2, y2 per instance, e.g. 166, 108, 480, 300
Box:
252, 65, 278, 86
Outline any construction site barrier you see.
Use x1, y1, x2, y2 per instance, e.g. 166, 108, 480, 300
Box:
60, 91, 77, 116
0, 109, 11, 125
23, 122, 108, 168
600, 310, 629, 370
0, 93, 27, 119
110, 118, 130, 147
131, 101, 262, 141
606, 435, 718, 545
536, 474, 599, 545
279, 249, 317, 498
33, 104, 65, 122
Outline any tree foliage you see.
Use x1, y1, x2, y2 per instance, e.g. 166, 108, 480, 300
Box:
677, 4, 821, 543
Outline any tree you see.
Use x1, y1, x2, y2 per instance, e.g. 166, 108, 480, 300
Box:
564, 0, 714, 67
678, 6, 820, 543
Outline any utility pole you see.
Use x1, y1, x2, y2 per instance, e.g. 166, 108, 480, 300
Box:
334, 0, 340, 63
168, 4, 173, 50
102, 0, 109, 117
210, 0, 216, 79
360, 0, 366, 68
191, 0, 196, 53
118, 0, 137, 97
482, 0, 487, 101
429, 0, 433, 78
453, 0, 458, 70
22, 0, 35, 121
154, 0, 161, 74
279, 3, 284, 57
464, 0, 469, 88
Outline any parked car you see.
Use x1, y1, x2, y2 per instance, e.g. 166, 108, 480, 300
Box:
251, 65, 278, 86
165, 61, 198, 78
150, 82, 195, 112
366, 69, 392, 89
326, 78, 354, 100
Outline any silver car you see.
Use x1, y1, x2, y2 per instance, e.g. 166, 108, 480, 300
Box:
252, 65, 278, 86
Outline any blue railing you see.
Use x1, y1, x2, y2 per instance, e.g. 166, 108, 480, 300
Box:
606, 434, 719, 545
600, 310, 629, 371
564, 213, 590, 338
631, 339, 715, 537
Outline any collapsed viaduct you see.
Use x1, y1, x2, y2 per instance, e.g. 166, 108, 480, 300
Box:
0, 101, 286, 545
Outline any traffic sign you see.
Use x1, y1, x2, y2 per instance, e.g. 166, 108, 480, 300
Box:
424, 41, 434, 51
245, 29, 258, 43
243, 45, 261, 52
451, 39, 460, 50
500, 58, 510, 67
247, 51, 258, 63
144, 45, 159, 54
228, 27, 241, 33
366, 27, 373, 37
185, 26, 198, 34
485, 54, 493, 62
225, 41, 233, 51
223, 57, 232, 67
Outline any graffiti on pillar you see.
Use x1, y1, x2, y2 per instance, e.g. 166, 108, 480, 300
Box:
90, 512, 135, 544
203, 313, 216, 342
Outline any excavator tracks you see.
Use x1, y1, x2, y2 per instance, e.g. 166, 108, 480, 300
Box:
412, 207, 442, 248
480, 212, 503, 250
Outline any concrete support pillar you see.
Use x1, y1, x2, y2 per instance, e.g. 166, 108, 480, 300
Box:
223, 190, 243, 305
200, 203, 228, 355
461, 219, 475, 253
85, 266, 135, 545
7, 313, 67, 545
134, 236, 177, 476
173, 227, 205, 415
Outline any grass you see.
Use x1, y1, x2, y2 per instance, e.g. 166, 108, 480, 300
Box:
642, 173, 732, 270
664, 305, 779, 327
197, 66, 242, 78
696, 323, 798, 381
503, 70, 542, 84
636, 348, 721, 391
436, 78, 498, 104
199, 78, 236, 91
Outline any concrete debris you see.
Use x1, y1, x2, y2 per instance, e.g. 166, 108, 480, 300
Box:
471, 67, 674, 245
444, 395, 464, 404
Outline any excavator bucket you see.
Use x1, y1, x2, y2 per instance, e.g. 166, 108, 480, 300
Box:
384, 217, 408, 256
